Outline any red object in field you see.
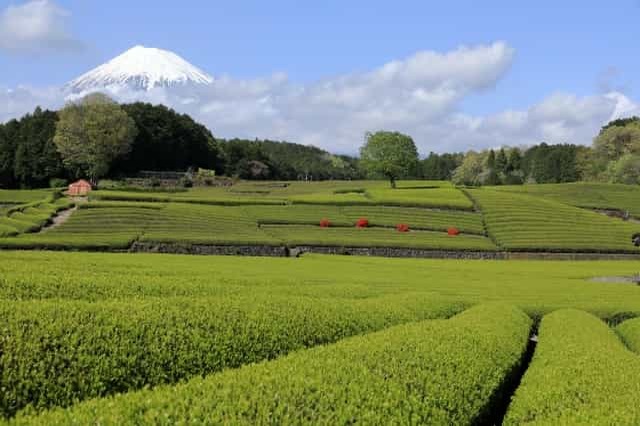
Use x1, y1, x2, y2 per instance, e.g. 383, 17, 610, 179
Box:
447, 227, 460, 236
396, 223, 410, 233
68, 179, 92, 196
356, 218, 369, 228
319, 218, 331, 228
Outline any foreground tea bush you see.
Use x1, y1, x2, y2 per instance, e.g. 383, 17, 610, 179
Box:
617, 316, 640, 354
504, 309, 640, 425
12, 303, 531, 425
0, 293, 462, 418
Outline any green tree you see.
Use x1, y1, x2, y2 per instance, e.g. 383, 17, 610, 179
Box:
593, 121, 640, 162
496, 148, 508, 174
118, 103, 222, 175
486, 150, 496, 169
359, 131, 418, 188
452, 151, 485, 186
54, 94, 137, 182
607, 154, 640, 185
507, 148, 522, 172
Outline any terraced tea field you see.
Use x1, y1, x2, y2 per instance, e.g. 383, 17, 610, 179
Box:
1, 180, 639, 254
1, 251, 640, 424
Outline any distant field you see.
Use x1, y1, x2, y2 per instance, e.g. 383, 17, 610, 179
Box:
494, 182, 640, 217
468, 188, 640, 253
3, 181, 640, 253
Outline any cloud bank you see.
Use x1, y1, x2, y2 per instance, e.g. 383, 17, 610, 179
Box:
0, 0, 82, 53
2, 41, 640, 155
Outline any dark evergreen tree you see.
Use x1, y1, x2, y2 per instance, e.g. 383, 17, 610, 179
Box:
117, 103, 223, 175
12, 107, 64, 188
496, 148, 508, 174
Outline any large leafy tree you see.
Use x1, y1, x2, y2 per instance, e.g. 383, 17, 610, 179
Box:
593, 121, 640, 162
54, 94, 137, 182
451, 151, 485, 186
359, 131, 418, 188
607, 154, 640, 185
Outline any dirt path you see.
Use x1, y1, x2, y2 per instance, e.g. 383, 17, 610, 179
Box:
40, 206, 77, 233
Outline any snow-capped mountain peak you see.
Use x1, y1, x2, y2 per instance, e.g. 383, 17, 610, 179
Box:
67, 45, 213, 93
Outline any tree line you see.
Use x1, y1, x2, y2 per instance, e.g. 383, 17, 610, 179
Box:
0, 93, 638, 188
0, 94, 362, 188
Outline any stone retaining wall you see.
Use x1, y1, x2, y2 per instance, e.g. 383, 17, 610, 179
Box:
130, 242, 640, 260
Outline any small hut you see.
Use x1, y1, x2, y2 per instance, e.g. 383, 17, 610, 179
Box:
68, 179, 93, 196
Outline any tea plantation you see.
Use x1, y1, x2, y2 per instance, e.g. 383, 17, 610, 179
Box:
1, 181, 640, 424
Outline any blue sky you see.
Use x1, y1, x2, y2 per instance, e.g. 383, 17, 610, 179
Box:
1, 0, 640, 153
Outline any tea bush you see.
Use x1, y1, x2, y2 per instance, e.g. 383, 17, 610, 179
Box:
10, 303, 531, 425
504, 309, 640, 424
0, 293, 463, 418
616, 316, 640, 354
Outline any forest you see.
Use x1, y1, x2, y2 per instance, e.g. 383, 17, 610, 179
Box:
0, 97, 638, 188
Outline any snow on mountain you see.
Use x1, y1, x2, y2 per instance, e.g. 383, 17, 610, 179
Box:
66, 45, 213, 93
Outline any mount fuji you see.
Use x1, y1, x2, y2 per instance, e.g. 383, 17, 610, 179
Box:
66, 45, 213, 93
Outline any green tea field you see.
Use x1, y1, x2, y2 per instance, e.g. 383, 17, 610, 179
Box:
1, 181, 640, 424
1, 251, 640, 424
1, 181, 639, 255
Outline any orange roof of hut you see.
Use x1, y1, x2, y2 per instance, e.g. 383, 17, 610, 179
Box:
68, 179, 93, 196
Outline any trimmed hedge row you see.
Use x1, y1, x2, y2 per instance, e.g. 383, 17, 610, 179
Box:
0, 293, 463, 418
617, 316, 640, 354
10, 303, 531, 425
504, 309, 640, 424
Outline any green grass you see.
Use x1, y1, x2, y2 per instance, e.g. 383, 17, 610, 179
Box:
10, 303, 531, 425
504, 309, 640, 425
262, 225, 496, 250
468, 188, 640, 252
495, 182, 640, 217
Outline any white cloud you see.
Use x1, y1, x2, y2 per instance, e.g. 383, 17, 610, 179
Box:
0, 0, 82, 53
3, 41, 640, 155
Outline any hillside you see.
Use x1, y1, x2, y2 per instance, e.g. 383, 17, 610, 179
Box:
0, 181, 638, 255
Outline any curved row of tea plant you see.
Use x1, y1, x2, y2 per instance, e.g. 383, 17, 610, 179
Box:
504, 309, 640, 425
495, 182, 640, 217
468, 188, 640, 252
0, 293, 463, 418
0, 201, 489, 250
617, 316, 640, 354
0, 189, 55, 205
10, 303, 531, 425
246, 204, 484, 234
261, 225, 496, 251
0, 205, 155, 249
0, 198, 72, 238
